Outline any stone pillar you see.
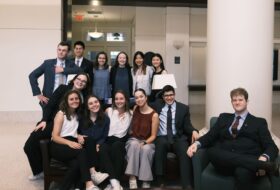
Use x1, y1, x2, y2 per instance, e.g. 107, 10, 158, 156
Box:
206, 0, 274, 129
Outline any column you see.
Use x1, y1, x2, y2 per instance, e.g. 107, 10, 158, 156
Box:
206, 0, 274, 129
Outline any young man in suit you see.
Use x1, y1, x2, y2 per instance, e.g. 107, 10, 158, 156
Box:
72, 40, 93, 79
187, 87, 279, 190
152, 85, 199, 190
29, 41, 81, 108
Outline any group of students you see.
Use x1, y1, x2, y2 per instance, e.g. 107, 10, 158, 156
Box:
91, 49, 167, 103
26, 41, 199, 190
25, 71, 197, 190
28, 41, 167, 108
25, 41, 280, 190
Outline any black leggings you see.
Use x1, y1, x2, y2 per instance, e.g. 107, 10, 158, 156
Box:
98, 136, 127, 180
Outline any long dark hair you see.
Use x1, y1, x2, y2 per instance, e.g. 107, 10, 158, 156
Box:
94, 51, 109, 70
68, 72, 92, 97
152, 53, 165, 71
112, 90, 131, 115
133, 51, 146, 75
83, 95, 106, 128
59, 90, 81, 120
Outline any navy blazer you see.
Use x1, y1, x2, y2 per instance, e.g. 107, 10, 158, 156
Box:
29, 58, 82, 98
199, 113, 279, 161
152, 99, 197, 139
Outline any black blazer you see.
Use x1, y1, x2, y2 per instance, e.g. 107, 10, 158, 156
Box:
199, 113, 279, 161
71, 57, 93, 80
29, 58, 81, 98
152, 99, 197, 139
41, 85, 72, 122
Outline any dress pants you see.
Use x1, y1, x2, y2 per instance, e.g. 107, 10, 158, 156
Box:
83, 137, 99, 169
207, 146, 261, 190
99, 136, 126, 180
154, 136, 192, 188
125, 137, 155, 181
23, 121, 53, 175
50, 137, 91, 190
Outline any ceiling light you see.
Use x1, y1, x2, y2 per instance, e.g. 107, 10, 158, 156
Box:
88, 23, 103, 38
92, 0, 100, 6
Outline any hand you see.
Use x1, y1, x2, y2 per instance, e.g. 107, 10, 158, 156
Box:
140, 141, 146, 147
34, 121, 47, 131
96, 144, 100, 152
256, 155, 268, 176
191, 131, 200, 143
68, 141, 82, 149
187, 143, 198, 158
258, 155, 268, 162
55, 66, 64, 73
37, 95, 49, 104
77, 135, 87, 145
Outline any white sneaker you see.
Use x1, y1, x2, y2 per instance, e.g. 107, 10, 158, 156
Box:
28, 172, 44, 181
91, 172, 109, 185
112, 184, 123, 190
142, 181, 150, 188
129, 179, 137, 189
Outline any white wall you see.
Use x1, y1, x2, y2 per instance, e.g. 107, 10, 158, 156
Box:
165, 7, 190, 104
135, 7, 166, 57
0, 0, 62, 111
0, 2, 279, 111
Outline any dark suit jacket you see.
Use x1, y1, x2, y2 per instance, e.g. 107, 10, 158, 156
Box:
41, 84, 89, 123
41, 84, 72, 122
199, 113, 279, 161
152, 99, 197, 140
71, 57, 93, 80
29, 58, 81, 98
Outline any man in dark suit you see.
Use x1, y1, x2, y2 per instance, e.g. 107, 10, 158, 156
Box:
152, 85, 199, 190
187, 87, 279, 190
29, 41, 81, 107
72, 40, 93, 79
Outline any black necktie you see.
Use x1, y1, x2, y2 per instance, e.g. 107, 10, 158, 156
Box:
231, 116, 241, 138
167, 105, 174, 144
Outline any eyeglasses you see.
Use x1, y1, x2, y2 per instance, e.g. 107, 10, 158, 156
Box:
76, 78, 87, 84
163, 93, 175, 98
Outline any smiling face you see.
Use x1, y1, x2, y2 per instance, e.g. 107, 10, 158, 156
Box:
118, 53, 127, 66
67, 92, 80, 110
152, 56, 162, 69
74, 44, 84, 58
231, 95, 248, 115
134, 90, 147, 107
114, 92, 126, 109
135, 54, 144, 67
73, 74, 87, 90
87, 96, 101, 113
97, 53, 107, 67
162, 90, 175, 105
